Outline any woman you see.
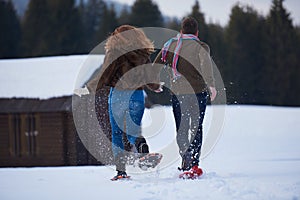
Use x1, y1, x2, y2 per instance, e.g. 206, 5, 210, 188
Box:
86, 25, 162, 180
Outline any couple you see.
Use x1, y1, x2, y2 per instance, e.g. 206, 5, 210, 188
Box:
75, 17, 217, 180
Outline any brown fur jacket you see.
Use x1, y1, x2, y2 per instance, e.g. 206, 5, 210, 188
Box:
87, 30, 161, 92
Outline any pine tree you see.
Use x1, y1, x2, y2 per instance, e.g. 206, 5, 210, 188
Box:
118, 6, 131, 25
225, 4, 267, 104
129, 0, 163, 27
0, 0, 21, 58
189, 0, 208, 41
46, 0, 84, 55
97, 4, 118, 42
264, 0, 299, 105
206, 23, 225, 64
165, 17, 180, 31
21, 0, 51, 57
81, 0, 106, 51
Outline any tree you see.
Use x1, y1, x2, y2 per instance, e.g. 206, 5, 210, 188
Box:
0, 0, 21, 58
165, 17, 180, 31
81, 0, 106, 51
118, 6, 131, 25
225, 4, 267, 104
129, 0, 163, 27
189, 0, 208, 41
46, 0, 84, 55
206, 23, 226, 68
22, 0, 51, 57
97, 4, 118, 42
264, 0, 299, 105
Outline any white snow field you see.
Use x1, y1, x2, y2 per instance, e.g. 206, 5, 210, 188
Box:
1, 105, 300, 200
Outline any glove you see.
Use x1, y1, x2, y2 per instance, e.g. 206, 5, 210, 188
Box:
74, 85, 90, 97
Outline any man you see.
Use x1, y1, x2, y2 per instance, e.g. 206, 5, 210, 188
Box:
154, 17, 217, 178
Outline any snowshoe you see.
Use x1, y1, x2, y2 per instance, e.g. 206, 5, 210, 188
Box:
110, 171, 131, 181
179, 165, 203, 180
138, 153, 163, 171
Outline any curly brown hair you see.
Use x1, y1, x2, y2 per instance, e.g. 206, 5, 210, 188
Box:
105, 25, 154, 54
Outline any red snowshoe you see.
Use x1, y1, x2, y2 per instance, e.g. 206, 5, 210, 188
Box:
111, 171, 131, 181
179, 166, 203, 180
138, 153, 163, 171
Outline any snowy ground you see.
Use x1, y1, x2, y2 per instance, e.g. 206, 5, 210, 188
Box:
1, 105, 300, 200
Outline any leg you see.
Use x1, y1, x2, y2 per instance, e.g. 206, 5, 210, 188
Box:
109, 102, 127, 171
188, 92, 208, 167
126, 100, 145, 147
172, 94, 190, 157
108, 88, 128, 172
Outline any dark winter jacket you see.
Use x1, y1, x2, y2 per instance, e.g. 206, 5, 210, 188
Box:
154, 39, 215, 95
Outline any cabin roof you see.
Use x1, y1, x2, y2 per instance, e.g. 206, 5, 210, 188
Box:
0, 55, 104, 100
0, 96, 72, 113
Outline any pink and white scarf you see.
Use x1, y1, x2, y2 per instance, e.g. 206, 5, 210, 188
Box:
161, 33, 200, 79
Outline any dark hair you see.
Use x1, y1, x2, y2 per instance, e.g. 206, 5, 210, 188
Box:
181, 17, 198, 34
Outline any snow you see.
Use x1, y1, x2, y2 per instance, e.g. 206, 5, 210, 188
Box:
0, 55, 104, 99
1, 105, 300, 200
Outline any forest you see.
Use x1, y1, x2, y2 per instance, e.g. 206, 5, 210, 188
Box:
1, 0, 299, 106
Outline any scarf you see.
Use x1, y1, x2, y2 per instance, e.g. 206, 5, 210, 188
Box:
161, 33, 200, 79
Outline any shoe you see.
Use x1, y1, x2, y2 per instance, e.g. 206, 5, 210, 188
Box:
135, 137, 149, 158
138, 143, 149, 154
126, 139, 150, 166
111, 170, 130, 181
179, 165, 203, 179
191, 165, 203, 177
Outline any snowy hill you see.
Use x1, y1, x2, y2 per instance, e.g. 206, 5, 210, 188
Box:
1, 105, 300, 200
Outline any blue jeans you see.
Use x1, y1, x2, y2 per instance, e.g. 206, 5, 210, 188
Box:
108, 88, 145, 170
172, 92, 208, 167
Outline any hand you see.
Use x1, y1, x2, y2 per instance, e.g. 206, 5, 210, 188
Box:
74, 85, 90, 97
154, 82, 165, 93
209, 86, 217, 101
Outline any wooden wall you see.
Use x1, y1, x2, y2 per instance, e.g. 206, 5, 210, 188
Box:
0, 112, 79, 167
0, 115, 9, 165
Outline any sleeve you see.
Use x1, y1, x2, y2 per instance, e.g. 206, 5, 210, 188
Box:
86, 50, 118, 92
199, 44, 215, 87
144, 57, 162, 91
153, 50, 165, 65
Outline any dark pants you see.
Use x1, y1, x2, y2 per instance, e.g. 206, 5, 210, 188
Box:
172, 92, 208, 168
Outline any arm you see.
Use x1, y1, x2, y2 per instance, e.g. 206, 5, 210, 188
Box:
199, 44, 217, 101
74, 50, 117, 97
145, 56, 164, 93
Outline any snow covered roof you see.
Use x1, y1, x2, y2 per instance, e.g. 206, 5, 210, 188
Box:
0, 55, 105, 100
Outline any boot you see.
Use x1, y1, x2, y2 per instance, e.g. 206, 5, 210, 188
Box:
111, 170, 130, 181
135, 137, 149, 157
